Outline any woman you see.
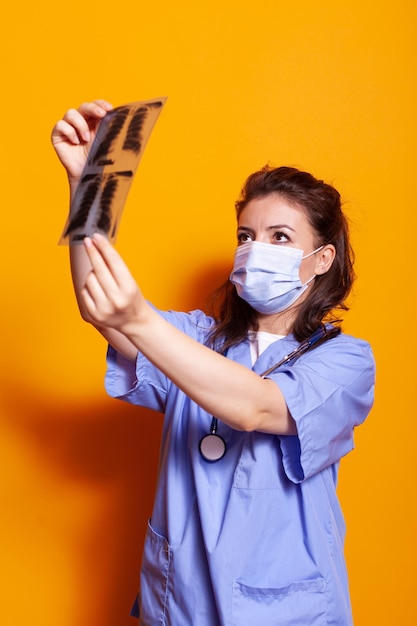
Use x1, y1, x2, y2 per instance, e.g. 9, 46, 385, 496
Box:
52, 100, 375, 626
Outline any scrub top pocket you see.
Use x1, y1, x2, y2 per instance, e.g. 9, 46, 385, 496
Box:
139, 520, 171, 626
232, 578, 327, 626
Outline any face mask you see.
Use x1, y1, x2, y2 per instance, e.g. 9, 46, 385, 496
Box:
230, 240, 323, 315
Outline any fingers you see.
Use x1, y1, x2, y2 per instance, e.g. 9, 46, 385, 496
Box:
82, 268, 108, 316
51, 117, 84, 146
52, 100, 113, 145
64, 108, 92, 143
84, 234, 133, 288
81, 234, 140, 328
81, 236, 121, 322
83, 235, 119, 288
79, 100, 113, 116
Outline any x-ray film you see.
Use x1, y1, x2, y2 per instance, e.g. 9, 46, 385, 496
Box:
59, 97, 167, 245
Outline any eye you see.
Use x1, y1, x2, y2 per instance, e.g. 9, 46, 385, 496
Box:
272, 230, 290, 244
237, 231, 254, 244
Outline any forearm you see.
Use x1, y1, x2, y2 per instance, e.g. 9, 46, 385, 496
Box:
69, 244, 137, 361
121, 303, 296, 435
68, 183, 137, 361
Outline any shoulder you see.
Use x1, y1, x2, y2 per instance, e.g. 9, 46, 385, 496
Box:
300, 329, 375, 383
320, 330, 374, 360
281, 326, 374, 363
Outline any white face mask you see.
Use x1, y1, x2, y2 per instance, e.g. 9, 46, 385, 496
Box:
230, 241, 323, 315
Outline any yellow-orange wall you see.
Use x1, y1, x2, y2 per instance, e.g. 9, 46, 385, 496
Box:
1, 1, 415, 624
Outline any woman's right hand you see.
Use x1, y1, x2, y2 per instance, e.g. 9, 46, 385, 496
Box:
51, 99, 113, 184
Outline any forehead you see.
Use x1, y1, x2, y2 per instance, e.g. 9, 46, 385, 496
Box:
238, 194, 310, 228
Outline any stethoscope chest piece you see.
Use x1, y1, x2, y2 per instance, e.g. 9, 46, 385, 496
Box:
199, 417, 226, 462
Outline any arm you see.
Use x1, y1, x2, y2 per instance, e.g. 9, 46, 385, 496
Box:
80, 234, 297, 435
70, 243, 138, 361
51, 101, 138, 361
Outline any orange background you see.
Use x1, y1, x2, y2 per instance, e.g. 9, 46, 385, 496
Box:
1, 1, 415, 624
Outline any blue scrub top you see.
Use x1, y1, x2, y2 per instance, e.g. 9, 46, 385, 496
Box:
105, 309, 375, 626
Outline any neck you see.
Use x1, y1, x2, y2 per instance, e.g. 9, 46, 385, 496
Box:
256, 310, 295, 335
255, 289, 310, 335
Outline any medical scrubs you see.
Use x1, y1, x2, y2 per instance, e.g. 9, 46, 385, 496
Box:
105, 309, 375, 626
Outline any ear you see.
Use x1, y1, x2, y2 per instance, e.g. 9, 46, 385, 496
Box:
314, 244, 336, 275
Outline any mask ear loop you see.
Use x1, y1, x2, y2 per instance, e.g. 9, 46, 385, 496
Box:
302, 244, 324, 260
301, 245, 325, 286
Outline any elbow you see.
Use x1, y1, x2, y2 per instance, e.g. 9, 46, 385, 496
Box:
237, 409, 271, 433
237, 408, 297, 436
247, 413, 267, 432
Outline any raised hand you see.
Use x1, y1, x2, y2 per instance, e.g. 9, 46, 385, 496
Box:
51, 100, 113, 184
81, 233, 145, 334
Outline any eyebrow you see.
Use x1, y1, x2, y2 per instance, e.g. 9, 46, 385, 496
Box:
237, 224, 296, 232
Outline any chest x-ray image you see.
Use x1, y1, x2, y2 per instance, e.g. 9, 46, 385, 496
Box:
59, 97, 167, 245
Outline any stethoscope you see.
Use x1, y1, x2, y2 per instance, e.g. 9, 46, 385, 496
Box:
199, 326, 339, 462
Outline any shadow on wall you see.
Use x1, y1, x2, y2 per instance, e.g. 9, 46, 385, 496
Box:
180, 260, 232, 313
2, 377, 163, 626
1, 261, 232, 626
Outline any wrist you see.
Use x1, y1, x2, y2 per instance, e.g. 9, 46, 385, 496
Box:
119, 302, 161, 347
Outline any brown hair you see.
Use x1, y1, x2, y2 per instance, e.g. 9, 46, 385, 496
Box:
208, 165, 355, 350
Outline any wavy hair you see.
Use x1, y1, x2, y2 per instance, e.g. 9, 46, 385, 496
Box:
208, 165, 355, 350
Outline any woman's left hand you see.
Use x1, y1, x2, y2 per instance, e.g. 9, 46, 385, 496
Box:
81, 234, 145, 334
